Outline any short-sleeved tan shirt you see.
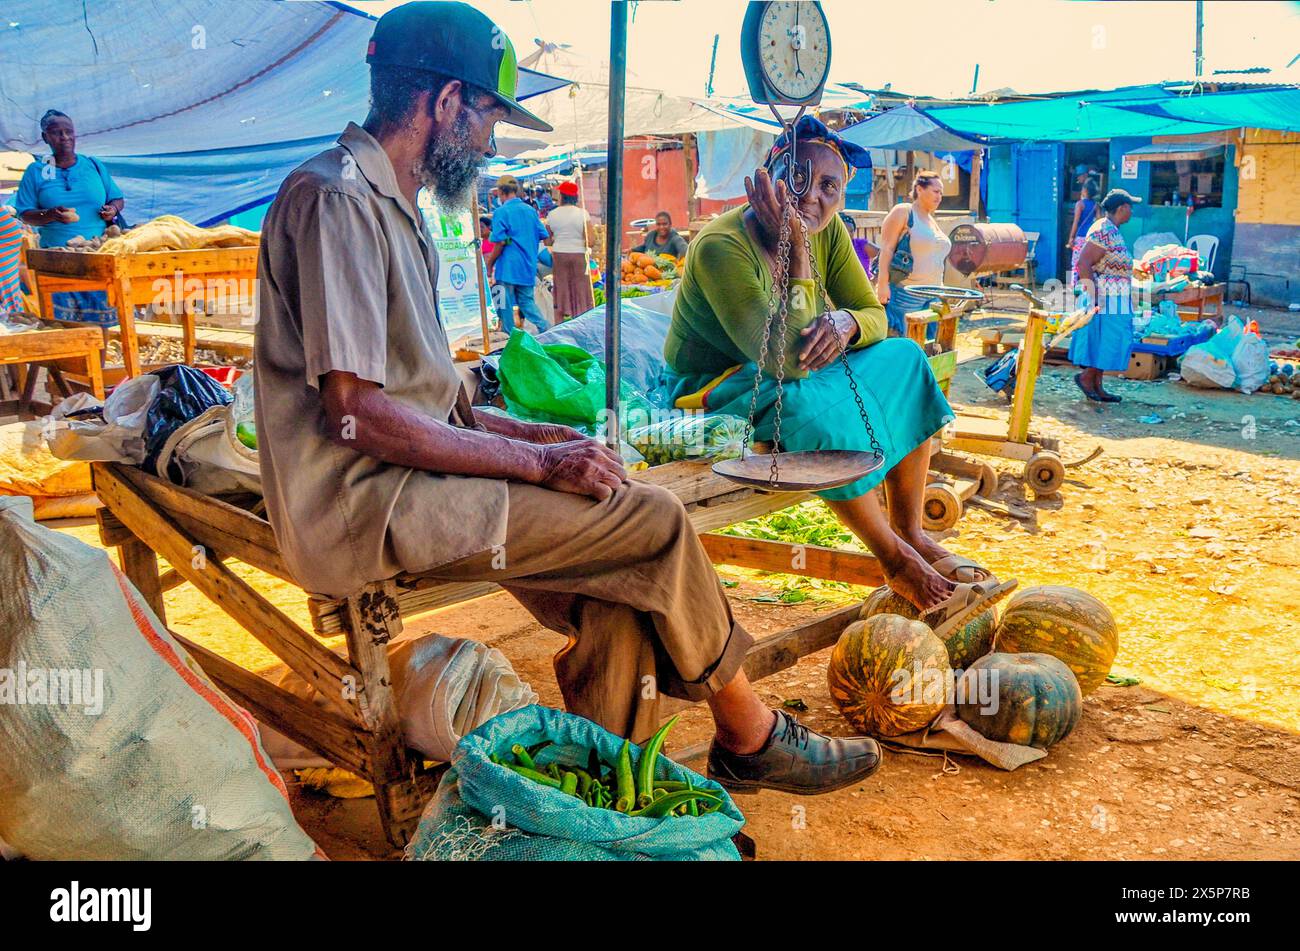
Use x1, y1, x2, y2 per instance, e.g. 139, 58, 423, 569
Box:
254, 122, 507, 598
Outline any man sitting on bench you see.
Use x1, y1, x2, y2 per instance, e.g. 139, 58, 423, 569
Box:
253, 1, 880, 797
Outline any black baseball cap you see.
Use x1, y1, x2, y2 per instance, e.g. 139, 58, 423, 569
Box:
366, 1, 552, 132
1101, 188, 1142, 212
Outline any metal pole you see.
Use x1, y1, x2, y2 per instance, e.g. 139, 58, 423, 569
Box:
603, 0, 628, 450
1194, 0, 1204, 78
471, 193, 492, 355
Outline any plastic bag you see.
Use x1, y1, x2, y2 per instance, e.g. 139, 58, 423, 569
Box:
44, 374, 160, 463
497, 331, 652, 429
536, 298, 674, 402
230, 370, 257, 450
498, 332, 608, 426
627, 413, 747, 466
1179, 316, 1245, 390
1230, 330, 1269, 394
258, 633, 539, 770
143, 364, 232, 480
406, 705, 744, 861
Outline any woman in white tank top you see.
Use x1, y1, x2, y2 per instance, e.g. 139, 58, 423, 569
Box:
875, 170, 952, 337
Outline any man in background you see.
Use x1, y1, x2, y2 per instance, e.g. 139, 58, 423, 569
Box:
486, 174, 550, 333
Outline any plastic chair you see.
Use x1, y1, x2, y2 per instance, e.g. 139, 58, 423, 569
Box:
1187, 233, 1219, 275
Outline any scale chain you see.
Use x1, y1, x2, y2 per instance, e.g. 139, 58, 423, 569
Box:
740, 181, 794, 487
799, 214, 884, 460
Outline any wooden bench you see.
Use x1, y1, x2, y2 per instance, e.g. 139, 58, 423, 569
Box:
91, 459, 883, 848
0, 326, 104, 418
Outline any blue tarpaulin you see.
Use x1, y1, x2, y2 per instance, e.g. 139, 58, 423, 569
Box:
838, 105, 995, 151
0, 1, 567, 225
1112, 87, 1300, 134
925, 85, 1299, 142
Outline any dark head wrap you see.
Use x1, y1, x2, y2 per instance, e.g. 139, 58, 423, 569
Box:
764, 114, 872, 182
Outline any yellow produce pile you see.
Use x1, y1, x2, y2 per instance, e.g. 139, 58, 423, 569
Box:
621, 250, 683, 287
94, 215, 259, 255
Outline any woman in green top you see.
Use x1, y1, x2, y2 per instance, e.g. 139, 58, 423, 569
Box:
666, 119, 1009, 618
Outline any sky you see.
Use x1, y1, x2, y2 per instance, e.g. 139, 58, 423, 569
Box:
345, 0, 1300, 100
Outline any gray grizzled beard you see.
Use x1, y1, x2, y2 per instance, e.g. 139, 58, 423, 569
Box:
418, 107, 481, 214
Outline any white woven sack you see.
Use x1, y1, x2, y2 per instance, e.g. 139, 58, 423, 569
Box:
0, 496, 320, 860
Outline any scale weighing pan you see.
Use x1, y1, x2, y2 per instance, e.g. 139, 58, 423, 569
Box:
713, 449, 885, 492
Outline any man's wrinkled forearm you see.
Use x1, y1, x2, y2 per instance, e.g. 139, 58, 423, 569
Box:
325, 386, 544, 483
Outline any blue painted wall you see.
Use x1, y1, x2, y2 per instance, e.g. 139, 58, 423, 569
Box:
982, 136, 1240, 283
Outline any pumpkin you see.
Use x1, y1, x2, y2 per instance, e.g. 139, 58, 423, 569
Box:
860, 586, 995, 670
828, 614, 950, 737
955, 652, 1082, 748
992, 586, 1118, 695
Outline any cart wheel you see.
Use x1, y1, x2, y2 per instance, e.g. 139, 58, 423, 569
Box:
1024, 452, 1065, 497
923, 482, 963, 531
976, 463, 999, 498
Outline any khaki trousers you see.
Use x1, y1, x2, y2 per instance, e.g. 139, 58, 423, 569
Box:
419, 479, 752, 742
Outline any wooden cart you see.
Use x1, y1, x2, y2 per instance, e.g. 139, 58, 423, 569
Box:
0, 326, 105, 418
25, 246, 258, 382
91, 459, 882, 848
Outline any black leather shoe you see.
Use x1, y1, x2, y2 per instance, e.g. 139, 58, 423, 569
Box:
707, 710, 882, 796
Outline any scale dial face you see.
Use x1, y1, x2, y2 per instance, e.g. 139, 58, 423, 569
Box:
755, 1, 830, 104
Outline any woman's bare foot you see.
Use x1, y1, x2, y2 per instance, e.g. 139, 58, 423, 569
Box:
900, 531, 992, 582
879, 542, 955, 612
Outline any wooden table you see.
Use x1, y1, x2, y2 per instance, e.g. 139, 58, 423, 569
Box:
91, 459, 882, 848
0, 326, 104, 418
1154, 282, 1225, 323
25, 246, 258, 382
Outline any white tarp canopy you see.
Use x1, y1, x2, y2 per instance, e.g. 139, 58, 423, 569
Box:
501, 42, 753, 158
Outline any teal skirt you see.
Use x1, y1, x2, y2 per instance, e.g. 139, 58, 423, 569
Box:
664, 338, 954, 501
1068, 302, 1134, 372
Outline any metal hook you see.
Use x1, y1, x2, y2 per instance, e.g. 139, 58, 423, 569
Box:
768, 103, 812, 197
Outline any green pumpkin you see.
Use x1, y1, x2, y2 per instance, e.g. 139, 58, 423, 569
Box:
956, 652, 1083, 748
993, 586, 1118, 695
828, 614, 951, 737
860, 586, 996, 670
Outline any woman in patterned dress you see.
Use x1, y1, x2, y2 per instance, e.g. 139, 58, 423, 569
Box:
1071, 189, 1141, 403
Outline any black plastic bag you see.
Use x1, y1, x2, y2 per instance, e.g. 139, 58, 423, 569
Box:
143, 365, 232, 479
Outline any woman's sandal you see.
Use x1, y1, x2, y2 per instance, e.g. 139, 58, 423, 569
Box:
928, 554, 995, 584
1074, 373, 1103, 403
920, 578, 1019, 640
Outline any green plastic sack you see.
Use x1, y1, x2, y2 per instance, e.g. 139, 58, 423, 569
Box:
498, 332, 607, 426
498, 331, 653, 429
405, 705, 744, 861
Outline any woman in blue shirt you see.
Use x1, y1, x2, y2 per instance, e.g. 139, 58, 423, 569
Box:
14, 110, 125, 323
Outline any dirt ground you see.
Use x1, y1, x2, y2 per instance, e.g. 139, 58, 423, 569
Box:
43, 294, 1300, 860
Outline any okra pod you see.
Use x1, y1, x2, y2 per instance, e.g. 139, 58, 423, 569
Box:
653, 780, 690, 792
629, 789, 720, 819
504, 763, 562, 789
635, 715, 680, 803
560, 771, 578, 796
615, 739, 635, 813
510, 744, 535, 770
